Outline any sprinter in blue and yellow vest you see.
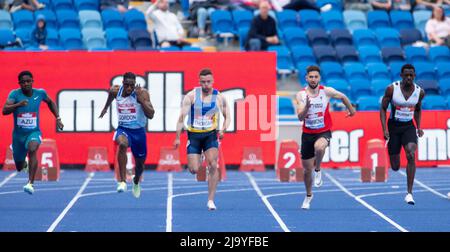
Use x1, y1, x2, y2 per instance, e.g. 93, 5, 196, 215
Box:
174, 68, 230, 210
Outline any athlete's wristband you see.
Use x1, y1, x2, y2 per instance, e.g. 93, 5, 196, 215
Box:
56, 117, 61, 121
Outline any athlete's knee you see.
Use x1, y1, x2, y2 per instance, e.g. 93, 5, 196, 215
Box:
118, 141, 128, 151
28, 142, 39, 153
391, 161, 400, 171
405, 150, 415, 162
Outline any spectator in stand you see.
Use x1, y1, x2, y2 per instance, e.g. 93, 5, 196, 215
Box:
415, 0, 450, 10
270, 0, 332, 12
425, 6, 450, 46
245, 1, 279, 51
189, 0, 217, 37
146, 0, 191, 48
100, 0, 129, 13
9, 0, 45, 12
31, 14, 48, 50
370, 0, 412, 11
345, 0, 373, 12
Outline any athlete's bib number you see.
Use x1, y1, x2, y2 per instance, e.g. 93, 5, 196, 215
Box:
394, 106, 414, 122
193, 116, 214, 128
17, 112, 37, 129
305, 113, 325, 129
118, 107, 137, 123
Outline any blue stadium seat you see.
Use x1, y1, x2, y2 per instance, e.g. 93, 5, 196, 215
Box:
344, 62, 368, 80
0, 28, 15, 47
357, 96, 381, 111
313, 45, 337, 62
413, 10, 431, 36
335, 45, 358, 63
375, 28, 401, 47
15, 28, 31, 47
422, 95, 447, 110
436, 63, 450, 80
276, 10, 298, 31
320, 62, 345, 81
389, 10, 414, 30
211, 10, 235, 36
353, 29, 378, 48
415, 62, 437, 81
278, 96, 295, 115
367, 10, 391, 29
389, 61, 406, 80
59, 28, 84, 49
52, 0, 74, 11
82, 27, 106, 50
46, 28, 59, 47
268, 45, 295, 73
343, 10, 367, 32
416, 80, 440, 95
371, 79, 391, 96
105, 28, 130, 50
79, 10, 102, 29
429, 46, 450, 63
327, 79, 350, 97
238, 27, 249, 50
283, 27, 308, 48
291, 45, 315, 65
0, 10, 13, 29
351, 79, 373, 98
160, 46, 181, 52
124, 9, 147, 31
404, 46, 428, 63
299, 10, 322, 29
101, 9, 124, 29
439, 78, 450, 96
381, 47, 405, 64
74, 0, 99, 11
34, 10, 57, 29
321, 10, 345, 30
329, 28, 352, 46
56, 9, 80, 28
306, 28, 330, 45
358, 46, 382, 64
232, 10, 253, 30
367, 62, 391, 80
12, 10, 34, 30
182, 46, 203, 52
129, 29, 152, 49
399, 28, 422, 46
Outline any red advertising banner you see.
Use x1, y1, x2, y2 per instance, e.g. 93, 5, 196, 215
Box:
0, 52, 277, 165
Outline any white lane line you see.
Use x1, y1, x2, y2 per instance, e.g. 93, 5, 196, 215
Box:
0, 172, 17, 188
326, 172, 408, 232
246, 173, 290, 232
166, 173, 173, 232
47, 173, 95, 232
399, 171, 449, 199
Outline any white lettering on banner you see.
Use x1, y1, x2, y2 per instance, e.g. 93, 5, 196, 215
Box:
87, 154, 108, 165
159, 154, 181, 165
242, 154, 264, 165
322, 129, 364, 163
58, 72, 244, 132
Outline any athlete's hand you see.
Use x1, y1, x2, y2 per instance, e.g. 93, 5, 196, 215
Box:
17, 100, 28, 107
99, 108, 108, 118
346, 107, 356, 117
218, 130, 224, 140
417, 129, 424, 137
305, 96, 311, 109
383, 130, 389, 141
173, 138, 180, 149
56, 118, 64, 130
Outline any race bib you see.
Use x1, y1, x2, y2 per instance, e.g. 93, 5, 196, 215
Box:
305, 112, 325, 129
118, 105, 137, 123
17, 112, 37, 129
394, 106, 414, 122
193, 115, 214, 128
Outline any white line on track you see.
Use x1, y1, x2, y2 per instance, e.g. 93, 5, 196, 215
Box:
399, 171, 449, 199
47, 173, 95, 232
326, 172, 408, 232
166, 173, 173, 232
246, 172, 290, 232
0, 172, 17, 188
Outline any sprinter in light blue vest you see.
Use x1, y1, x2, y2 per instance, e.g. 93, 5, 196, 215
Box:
99, 72, 155, 198
2, 71, 64, 194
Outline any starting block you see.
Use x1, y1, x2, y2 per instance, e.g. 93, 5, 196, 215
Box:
85, 146, 110, 172
35, 139, 60, 181
239, 146, 265, 172
114, 146, 140, 182
2, 145, 15, 171
156, 147, 182, 172
277, 140, 303, 182
196, 146, 226, 182
361, 138, 389, 182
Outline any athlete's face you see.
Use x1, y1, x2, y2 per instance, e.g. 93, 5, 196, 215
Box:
401, 69, 415, 86
19, 75, 33, 92
306, 71, 320, 89
199, 74, 213, 94
122, 78, 136, 96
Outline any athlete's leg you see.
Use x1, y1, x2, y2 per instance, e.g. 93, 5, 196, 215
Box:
302, 157, 315, 196
27, 141, 40, 184
134, 158, 145, 183
187, 133, 202, 174
116, 135, 129, 182
129, 129, 147, 184
387, 131, 402, 171
389, 155, 401, 171
313, 137, 329, 172
187, 154, 202, 174
204, 147, 219, 202
12, 135, 27, 172
404, 142, 417, 194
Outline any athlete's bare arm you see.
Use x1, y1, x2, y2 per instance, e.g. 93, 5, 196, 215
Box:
2, 99, 27, 115
380, 85, 394, 140
295, 92, 310, 121
217, 93, 231, 139
99, 85, 120, 118
135, 86, 155, 119
173, 91, 194, 148
43, 96, 64, 130
324, 87, 356, 117
415, 89, 425, 137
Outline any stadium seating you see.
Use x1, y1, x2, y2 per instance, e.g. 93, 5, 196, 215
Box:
0, 28, 15, 47
291, 45, 316, 66
276, 10, 298, 31
56, 9, 80, 28
353, 29, 378, 48
358, 46, 382, 64
268, 45, 295, 73
389, 61, 406, 80
367, 10, 391, 29
105, 28, 130, 50
34, 10, 57, 29
389, 10, 414, 30
439, 78, 450, 96
0, 10, 13, 30
283, 27, 308, 48
429, 46, 450, 63
278, 96, 295, 115
12, 10, 34, 30
15, 28, 32, 47
371, 79, 391, 96
415, 62, 437, 81
313, 45, 337, 62
320, 62, 345, 81
74, 0, 99, 11
343, 10, 367, 32
79, 10, 103, 29
329, 28, 352, 46
344, 62, 368, 81
82, 27, 106, 50
350, 79, 373, 98
357, 96, 380, 111
417, 80, 440, 95
381, 47, 405, 64
232, 10, 253, 30
375, 28, 401, 47
413, 10, 431, 36
367, 62, 391, 80
436, 63, 450, 80
59, 28, 84, 49
307, 28, 330, 46
327, 79, 350, 97
404, 45, 428, 63
210, 10, 235, 37
321, 10, 345, 30
129, 29, 153, 49
101, 9, 124, 29
52, 0, 74, 11
399, 28, 422, 46
124, 9, 147, 31
422, 95, 447, 110
335, 45, 358, 63
299, 10, 322, 29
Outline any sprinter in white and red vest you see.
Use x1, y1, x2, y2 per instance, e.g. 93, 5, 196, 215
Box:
380, 64, 425, 205
296, 65, 356, 210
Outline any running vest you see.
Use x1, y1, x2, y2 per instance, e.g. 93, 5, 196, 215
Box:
187, 88, 219, 133
389, 81, 421, 123
8, 88, 47, 133
299, 85, 332, 134
116, 86, 147, 129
